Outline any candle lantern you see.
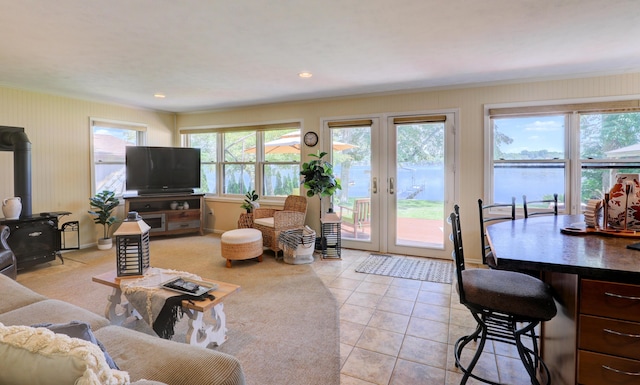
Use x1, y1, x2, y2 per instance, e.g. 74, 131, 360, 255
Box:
114, 211, 151, 277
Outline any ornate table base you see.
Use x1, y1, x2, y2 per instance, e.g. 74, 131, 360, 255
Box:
93, 270, 240, 347
184, 303, 227, 347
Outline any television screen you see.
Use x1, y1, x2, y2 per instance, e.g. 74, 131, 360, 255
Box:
126, 146, 201, 194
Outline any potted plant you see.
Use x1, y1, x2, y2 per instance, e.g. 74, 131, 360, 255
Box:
300, 151, 342, 214
88, 190, 120, 250
240, 189, 260, 213
301, 151, 342, 250
301, 151, 342, 203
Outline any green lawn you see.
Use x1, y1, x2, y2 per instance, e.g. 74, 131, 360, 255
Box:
397, 200, 444, 220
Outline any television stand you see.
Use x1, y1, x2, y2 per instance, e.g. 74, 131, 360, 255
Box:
123, 193, 204, 236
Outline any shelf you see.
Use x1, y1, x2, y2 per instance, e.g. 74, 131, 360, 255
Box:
124, 194, 204, 236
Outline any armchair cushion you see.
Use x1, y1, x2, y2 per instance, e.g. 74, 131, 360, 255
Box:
253, 217, 274, 228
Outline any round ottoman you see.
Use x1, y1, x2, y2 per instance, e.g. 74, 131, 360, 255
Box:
221, 228, 263, 268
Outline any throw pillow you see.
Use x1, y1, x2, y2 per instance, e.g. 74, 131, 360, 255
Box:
31, 320, 119, 370
0, 322, 129, 385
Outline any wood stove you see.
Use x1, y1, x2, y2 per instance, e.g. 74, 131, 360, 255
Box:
0, 126, 79, 270
0, 212, 76, 269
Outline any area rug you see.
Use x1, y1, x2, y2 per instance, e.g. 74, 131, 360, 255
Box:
16, 235, 340, 385
355, 254, 453, 283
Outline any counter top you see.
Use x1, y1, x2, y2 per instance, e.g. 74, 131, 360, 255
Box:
486, 214, 640, 282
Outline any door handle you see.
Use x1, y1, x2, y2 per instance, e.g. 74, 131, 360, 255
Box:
389, 178, 395, 195
372, 177, 377, 194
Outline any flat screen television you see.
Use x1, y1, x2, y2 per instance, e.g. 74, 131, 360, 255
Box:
125, 146, 201, 194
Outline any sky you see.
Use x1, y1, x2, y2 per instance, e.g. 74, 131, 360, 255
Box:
494, 116, 565, 154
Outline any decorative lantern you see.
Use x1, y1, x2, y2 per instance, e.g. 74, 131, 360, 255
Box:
114, 211, 151, 277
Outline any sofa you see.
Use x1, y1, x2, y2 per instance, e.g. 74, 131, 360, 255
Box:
0, 273, 246, 385
0, 225, 17, 279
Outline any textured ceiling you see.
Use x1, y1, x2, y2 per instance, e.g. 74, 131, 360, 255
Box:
1, 0, 640, 113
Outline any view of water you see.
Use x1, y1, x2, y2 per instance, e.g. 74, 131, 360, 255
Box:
335, 164, 564, 203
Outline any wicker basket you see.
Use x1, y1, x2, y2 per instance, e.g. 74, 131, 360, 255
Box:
278, 226, 316, 265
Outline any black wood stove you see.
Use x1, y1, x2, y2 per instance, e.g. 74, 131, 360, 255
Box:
0, 126, 79, 270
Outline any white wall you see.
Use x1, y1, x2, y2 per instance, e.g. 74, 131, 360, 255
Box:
0, 86, 175, 247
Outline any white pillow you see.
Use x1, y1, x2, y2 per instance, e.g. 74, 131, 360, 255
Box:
0, 322, 130, 385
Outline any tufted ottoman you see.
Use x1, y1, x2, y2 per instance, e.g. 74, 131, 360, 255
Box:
221, 228, 263, 268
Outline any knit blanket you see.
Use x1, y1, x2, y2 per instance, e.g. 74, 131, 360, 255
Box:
120, 268, 202, 339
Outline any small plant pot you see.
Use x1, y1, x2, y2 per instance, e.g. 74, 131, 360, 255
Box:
97, 238, 113, 250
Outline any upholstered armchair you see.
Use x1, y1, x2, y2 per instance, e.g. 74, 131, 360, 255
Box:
0, 225, 17, 279
253, 195, 308, 257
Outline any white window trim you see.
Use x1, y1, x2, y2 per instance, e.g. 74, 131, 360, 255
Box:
180, 120, 303, 203
484, 95, 640, 215
89, 117, 147, 196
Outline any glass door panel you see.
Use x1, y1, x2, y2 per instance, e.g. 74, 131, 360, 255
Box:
330, 124, 378, 250
393, 122, 445, 249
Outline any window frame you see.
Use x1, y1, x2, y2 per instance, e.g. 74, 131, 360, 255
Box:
484, 98, 640, 215
90, 117, 146, 197
180, 121, 302, 202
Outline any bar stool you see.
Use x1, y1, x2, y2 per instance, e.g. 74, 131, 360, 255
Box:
478, 197, 515, 268
523, 194, 558, 218
449, 205, 556, 385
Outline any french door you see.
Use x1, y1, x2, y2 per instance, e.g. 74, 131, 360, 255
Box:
324, 111, 456, 259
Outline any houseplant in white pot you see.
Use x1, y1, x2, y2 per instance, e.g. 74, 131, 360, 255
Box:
240, 189, 260, 213
88, 190, 120, 250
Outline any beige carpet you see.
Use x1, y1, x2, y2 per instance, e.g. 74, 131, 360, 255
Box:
16, 234, 340, 385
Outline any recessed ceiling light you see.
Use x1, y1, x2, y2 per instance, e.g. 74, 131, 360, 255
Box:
298, 72, 313, 78
154, 93, 166, 98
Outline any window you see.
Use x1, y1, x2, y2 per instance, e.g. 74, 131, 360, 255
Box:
490, 115, 567, 206
486, 100, 640, 213
181, 122, 301, 199
91, 118, 146, 195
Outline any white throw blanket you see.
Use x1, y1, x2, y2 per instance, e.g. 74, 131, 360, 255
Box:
120, 268, 202, 332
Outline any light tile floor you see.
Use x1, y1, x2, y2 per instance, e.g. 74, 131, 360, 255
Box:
311, 249, 535, 385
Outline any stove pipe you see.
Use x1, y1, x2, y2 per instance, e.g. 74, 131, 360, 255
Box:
0, 126, 32, 217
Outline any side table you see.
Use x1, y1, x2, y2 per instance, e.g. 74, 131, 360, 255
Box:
92, 270, 241, 347
238, 212, 254, 228
320, 213, 341, 259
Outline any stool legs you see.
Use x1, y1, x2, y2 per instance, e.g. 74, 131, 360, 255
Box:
454, 313, 551, 385
225, 254, 263, 268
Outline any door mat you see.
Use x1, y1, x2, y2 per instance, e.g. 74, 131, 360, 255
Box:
355, 254, 453, 284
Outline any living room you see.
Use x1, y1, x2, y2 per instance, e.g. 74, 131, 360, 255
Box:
2, 2, 640, 385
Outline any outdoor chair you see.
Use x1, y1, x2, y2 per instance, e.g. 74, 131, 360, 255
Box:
523, 194, 558, 218
478, 197, 515, 268
338, 198, 371, 239
253, 195, 307, 258
449, 205, 556, 385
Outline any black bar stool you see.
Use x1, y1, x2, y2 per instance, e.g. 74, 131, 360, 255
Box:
478, 197, 515, 268
449, 205, 557, 384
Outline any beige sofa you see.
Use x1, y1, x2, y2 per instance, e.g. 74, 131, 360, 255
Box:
0, 273, 245, 385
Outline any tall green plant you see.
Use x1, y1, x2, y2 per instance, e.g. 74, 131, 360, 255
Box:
88, 190, 120, 239
300, 151, 342, 212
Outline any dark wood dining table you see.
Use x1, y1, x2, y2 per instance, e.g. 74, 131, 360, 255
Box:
486, 214, 640, 385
